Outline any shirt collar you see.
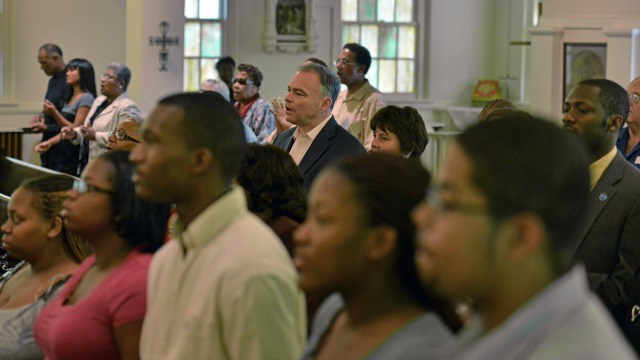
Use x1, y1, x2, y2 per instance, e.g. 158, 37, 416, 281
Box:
293, 115, 332, 141
588, 147, 617, 190
345, 80, 374, 101
171, 186, 248, 250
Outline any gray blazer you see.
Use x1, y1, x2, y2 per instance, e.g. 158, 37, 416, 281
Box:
273, 116, 365, 190
573, 151, 640, 322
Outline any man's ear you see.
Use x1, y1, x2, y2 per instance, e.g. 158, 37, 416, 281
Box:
189, 147, 215, 175
606, 114, 623, 133
502, 213, 546, 263
318, 97, 333, 113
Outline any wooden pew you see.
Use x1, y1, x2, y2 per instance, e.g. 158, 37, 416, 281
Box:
0, 156, 77, 197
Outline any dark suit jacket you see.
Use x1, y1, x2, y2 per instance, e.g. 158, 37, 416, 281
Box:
274, 116, 366, 190
573, 152, 640, 321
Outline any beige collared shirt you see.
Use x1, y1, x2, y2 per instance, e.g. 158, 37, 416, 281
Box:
331, 80, 385, 150
140, 187, 306, 359
289, 115, 332, 165
589, 147, 617, 190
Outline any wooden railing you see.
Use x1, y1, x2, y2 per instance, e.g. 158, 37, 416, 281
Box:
0, 131, 23, 160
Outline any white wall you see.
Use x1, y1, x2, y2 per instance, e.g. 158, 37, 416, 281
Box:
228, 0, 341, 101
7, 0, 126, 113
427, 0, 505, 107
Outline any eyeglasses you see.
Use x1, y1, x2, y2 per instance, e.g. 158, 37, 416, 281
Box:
232, 78, 253, 85
631, 93, 640, 104
72, 179, 114, 196
101, 74, 117, 81
108, 129, 140, 143
426, 185, 487, 216
333, 58, 358, 67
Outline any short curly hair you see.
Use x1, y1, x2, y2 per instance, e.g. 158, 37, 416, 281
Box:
370, 105, 429, 158
237, 63, 263, 87
236, 144, 306, 222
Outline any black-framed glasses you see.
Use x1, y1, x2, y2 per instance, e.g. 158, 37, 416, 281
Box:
631, 93, 640, 104
72, 179, 114, 196
333, 58, 358, 67
232, 78, 253, 85
108, 129, 140, 143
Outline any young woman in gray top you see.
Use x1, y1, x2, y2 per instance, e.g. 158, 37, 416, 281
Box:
0, 175, 91, 359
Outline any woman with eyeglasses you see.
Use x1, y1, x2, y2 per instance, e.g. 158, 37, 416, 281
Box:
35, 58, 97, 176
0, 174, 91, 360
34, 151, 171, 360
60, 63, 142, 174
106, 119, 140, 152
295, 154, 454, 359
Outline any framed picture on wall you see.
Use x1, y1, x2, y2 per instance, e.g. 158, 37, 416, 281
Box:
264, 0, 317, 53
563, 43, 607, 102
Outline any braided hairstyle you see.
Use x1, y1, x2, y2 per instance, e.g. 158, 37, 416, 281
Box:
21, 175, 92, 262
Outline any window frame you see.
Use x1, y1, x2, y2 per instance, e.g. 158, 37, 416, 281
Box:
183, 0, 228, 92
338, 0, 426, 101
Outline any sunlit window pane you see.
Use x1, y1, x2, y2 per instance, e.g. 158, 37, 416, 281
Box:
358, 0, 376, 21
397, 60, 414, 92
184, 22, 201, 57
396, 0, 412, 22
377, 0, 395, 22
379, 26, 397, 58
184, 58, 199, 91
361, 25, 379, 57
199, 0, 219, 19
342, 0, 357, 21
201, 58, 218, 83
398, 26, 415, 58
378, 60, 396, 92
368, 59, 379, 89
342, 25, 360, 45
202, 23, 222, 57
185, 0, 198, 18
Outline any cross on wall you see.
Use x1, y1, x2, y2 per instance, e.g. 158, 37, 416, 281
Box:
149, 21, 180, 72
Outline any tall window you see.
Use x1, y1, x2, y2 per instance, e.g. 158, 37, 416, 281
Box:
341, 0, 417, 94
184, 0, 227, 91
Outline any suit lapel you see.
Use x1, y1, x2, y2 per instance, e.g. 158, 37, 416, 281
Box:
298, 117, 337, 175
574, 153, 625, 250
284, 133, 295, 152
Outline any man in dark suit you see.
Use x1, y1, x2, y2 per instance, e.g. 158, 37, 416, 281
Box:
564, 78, 640, 345
274, 63, 365, 189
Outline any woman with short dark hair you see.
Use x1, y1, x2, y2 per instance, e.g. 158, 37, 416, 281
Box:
369, 105, 429, 159
236, 144, 306, 255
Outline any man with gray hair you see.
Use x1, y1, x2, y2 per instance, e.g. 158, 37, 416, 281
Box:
274, 63, 365, 189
